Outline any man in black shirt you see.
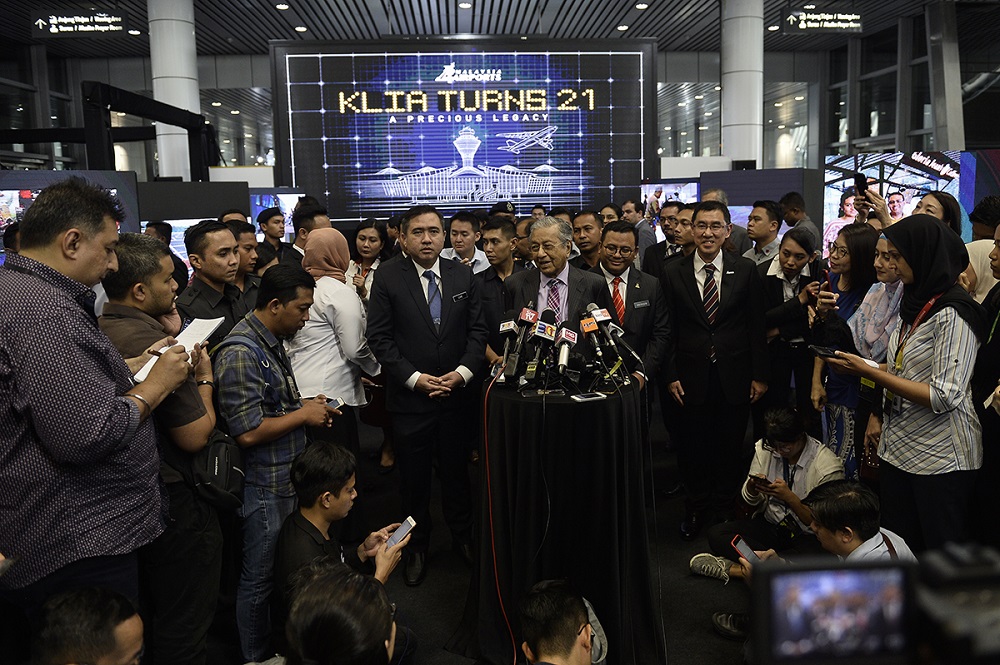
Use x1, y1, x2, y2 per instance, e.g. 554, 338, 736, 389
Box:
144, 221, 190, 294
175, 219, 246, 349
478, 216, 523, 365
224, 219, 261, 310
282, 206, 332, 267
257, 207, 295, 264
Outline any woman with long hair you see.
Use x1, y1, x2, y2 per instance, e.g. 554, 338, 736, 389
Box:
811, 222, 879, 478
822, 187, 858, 257
913, 190, 962, 236
827, 215, 986, 551
346, 218, 391, 305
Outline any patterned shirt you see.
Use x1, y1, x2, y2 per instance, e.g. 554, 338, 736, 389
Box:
214, 312, 306, 496
880, 307, 982, 474
0, 254, 163, 589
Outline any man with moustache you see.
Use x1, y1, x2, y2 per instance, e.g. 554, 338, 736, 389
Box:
214, 264, 340, 661
99, 233, 222, 665
175, 219, 245, 349
661, 200, 768, 540
366, 205, 488, 586
569, 210, 603, 270
887, 192, 906, 222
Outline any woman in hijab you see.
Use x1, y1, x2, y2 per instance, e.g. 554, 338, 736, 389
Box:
286, 227, 381, 456
826, 214, 986, 552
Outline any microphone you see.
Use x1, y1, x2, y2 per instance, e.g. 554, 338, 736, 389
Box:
554, 324, 579, 375
504, 301, 538, 379
498, 309, 518, 368
607, 322, 642, 364
579, 313, 603, 359
524, 309, 557, 381
586, 302, 621, 360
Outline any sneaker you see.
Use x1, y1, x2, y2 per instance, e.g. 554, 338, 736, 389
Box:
689, 553, 731, 583
711, 612, 749, 640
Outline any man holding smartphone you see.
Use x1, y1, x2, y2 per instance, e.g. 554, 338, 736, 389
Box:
688, 407, 843, 585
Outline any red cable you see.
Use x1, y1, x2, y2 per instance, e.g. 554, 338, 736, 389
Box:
482, 366, 517, 665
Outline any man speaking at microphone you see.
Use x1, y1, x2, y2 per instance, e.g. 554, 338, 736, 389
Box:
660, 200, 768, 541
366, 205, 488, 586
593, 220, 670, 390
503, 216, 611, 333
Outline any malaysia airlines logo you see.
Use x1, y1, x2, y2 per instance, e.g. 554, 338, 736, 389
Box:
434, 62, 503, 83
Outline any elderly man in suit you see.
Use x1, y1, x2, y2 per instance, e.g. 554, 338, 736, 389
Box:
661, 200, 768, 541
503, 216, 612, 333
366, 205, 488, 586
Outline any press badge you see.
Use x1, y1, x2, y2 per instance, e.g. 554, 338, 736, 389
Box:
634, 300, 650, 309
453, 291, 468, 302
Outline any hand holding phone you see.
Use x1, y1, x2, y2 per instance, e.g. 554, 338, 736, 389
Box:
808, 344, 840, 359
386, 516, 416, 548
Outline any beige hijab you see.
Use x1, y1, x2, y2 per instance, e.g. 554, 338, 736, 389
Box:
303, 227, 350, 282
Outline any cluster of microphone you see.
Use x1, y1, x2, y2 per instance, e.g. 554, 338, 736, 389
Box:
495, 301, 639, 395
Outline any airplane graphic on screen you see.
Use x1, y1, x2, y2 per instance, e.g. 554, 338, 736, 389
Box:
497, 126, 558, 154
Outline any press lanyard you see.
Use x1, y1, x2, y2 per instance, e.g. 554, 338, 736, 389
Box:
782, 458, 796, 490
893, 294, 942, 371
989, 309, 1000, 344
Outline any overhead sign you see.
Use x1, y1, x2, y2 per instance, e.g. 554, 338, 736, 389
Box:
781, 7, 862, 34
900, 151, 960, 181
30, 9, 129, 38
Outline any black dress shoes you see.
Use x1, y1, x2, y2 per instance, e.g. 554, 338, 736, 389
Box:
453, 541, 475, 567
679, 512, 701, 541
404, 552, 426, 586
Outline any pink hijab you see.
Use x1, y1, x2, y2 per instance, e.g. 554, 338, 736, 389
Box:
303, 227, 350, 283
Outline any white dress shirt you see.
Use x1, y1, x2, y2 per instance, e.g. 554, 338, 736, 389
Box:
693, 251, 725, 301
440, 247, 489, 274
405, 258, 474, 389
599, 265, 630, 307
285, 276, 380, 406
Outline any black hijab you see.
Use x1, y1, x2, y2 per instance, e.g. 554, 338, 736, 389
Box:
883, 214, 987, 339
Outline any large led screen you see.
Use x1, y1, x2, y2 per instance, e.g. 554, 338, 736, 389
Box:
272, 40, 657, 222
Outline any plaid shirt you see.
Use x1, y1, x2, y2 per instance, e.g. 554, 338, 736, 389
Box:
214, 313, 306, 496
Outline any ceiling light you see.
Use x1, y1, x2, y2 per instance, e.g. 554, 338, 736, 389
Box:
767, 25, 779, 31
704, 112, 713, 116
680, 131, 688, 136
231, 159, 237, 162
244, 133, 253, 138
656, 147, 663, 154
773, 102, 783, 107
276, 3, 289, 9
294, 26, 308, 32
698, 126, 708, 130
223, 139, 231, 144
804, 4, 816, 8
635, 2, 649, 8
116, 112, 126, 117
617, 25, 629, 31
128, 29, 141, 35
714, 85, 721, 91
686, 140, 692, 144
459, 1, 472, 7
211, 101, 222, 107
777, 124, 786, 129
230, 110, 240, 114
257, 156, 265, 163
50, 115, 57, 119
204, 120, 210, 124
839, 101, 846, 106
677, 102, 686, 107
663, 126, 671, 131
694, 94, 704, 100
794, 96, 805, 101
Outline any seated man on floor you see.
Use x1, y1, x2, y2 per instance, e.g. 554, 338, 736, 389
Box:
689, 406, 844, 584
32, 587, 144, 665
519, 580, 600, 665
272, 441, 410, 652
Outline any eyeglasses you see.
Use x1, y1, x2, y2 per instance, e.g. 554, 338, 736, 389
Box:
694, 222, 727, 232
827, 242, 849, 258
603, 245, 634, 257
762, 436, 800, 453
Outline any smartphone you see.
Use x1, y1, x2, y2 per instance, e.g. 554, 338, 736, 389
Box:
853, 172, 869, 198
0, 555, 17, 578
748, 474, 773, 486
808, 344, 840, 359
571, 392, 608, 402
386, 516, 416, 548
326, 397, 346, 410
731, 535, 760, 562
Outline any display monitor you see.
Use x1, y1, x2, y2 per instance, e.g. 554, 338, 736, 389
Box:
0, 170, 141, 233
272, 39, 657, 222
249, 187, 303, 241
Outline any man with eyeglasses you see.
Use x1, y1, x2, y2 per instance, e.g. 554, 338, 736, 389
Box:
640, 201, 684, 284
595, 221, 669, 392
661, 200, 769, 540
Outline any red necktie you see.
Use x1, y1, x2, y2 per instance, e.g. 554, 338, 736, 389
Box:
612, 276, 625, 324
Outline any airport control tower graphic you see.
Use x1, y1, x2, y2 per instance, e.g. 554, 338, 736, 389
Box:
374, 126, 561, 204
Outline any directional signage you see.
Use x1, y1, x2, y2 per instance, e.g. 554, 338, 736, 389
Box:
781, 7, 862, 34
30, 9, 130, 38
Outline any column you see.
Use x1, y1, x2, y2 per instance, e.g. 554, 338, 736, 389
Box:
720, 0, 764, 167
926, 2, 965, 150
148, 0, 200, 180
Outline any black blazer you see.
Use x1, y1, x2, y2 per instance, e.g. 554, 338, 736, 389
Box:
502, 264, 614, 333
661, 251, 768, 405
640, 240, 670, 284
591, 265, 671, 377
366, 257, 488, 414
758, 258, 822, 342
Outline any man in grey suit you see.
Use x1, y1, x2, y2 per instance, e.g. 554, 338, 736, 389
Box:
502, 216, 613, 335
366, 205, 488, 586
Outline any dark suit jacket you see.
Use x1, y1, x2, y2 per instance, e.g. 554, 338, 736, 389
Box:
501, 264, 613, 333
641, 240, 672, 284
758, 258, 821, 342
661, 251, 768, 405
366, 256, 488, 414
592, 265, 671, 377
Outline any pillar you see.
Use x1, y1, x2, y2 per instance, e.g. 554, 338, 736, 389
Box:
720, 0, 764, 167
148, 0, 200, 180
